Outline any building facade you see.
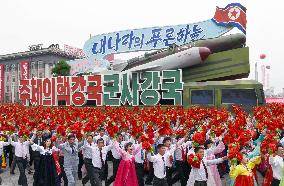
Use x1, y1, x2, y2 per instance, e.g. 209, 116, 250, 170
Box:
0, 45, 79, 103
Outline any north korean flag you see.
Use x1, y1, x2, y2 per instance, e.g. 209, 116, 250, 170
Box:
212, 3, 247, 34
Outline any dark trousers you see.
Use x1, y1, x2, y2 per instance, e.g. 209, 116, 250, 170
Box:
16, 157, 28, 186
10, 154, 16, 173
107, 158, 120, 185
271, 178, 280, 186
194, 180, 207, 186
78, 152, 84, 180
8, 145, 13, 167
135, 163, 144, 186
93, 168, 103, 186
166, 166, 173, 186
145, 162, 154, 184
103, 161, 108, 180
153, 176, 168, 186
82, 158, 96, 186
171, 161, 188, 186
32, 155, 40, 186
59, 156, 68, 186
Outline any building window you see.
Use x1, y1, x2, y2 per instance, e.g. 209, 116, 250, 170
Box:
5, 65, 9, 72
31, 62, 36, 77
38, 61, 44, 78
221, 89, 257, 106
191, 90, 214, 104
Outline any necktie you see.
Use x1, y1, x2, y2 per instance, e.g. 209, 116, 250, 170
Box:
181, 146, 186, 161
202, 160, 208, 179
141, 150, 144, 161
100, 149, 104, 168
70, 145, 75, 154
162, 156, 166, 175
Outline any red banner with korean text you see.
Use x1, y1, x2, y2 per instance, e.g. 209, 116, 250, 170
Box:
19, 75, 103, 106
0, 64, 4, 102
20, 60, 29, 80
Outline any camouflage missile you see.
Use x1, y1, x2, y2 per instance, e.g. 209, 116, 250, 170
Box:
121, 33, 246, 71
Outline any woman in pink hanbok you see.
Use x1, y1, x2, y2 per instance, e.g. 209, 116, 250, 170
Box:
113, 140, 142, 186
204, 137, 225, 186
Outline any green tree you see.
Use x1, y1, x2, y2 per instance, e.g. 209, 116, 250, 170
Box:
51, 60, 70, 76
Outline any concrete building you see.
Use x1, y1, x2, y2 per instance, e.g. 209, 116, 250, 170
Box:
0, 44, 79, 103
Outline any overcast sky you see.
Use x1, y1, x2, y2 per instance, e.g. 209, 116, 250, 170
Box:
0, 0, 283, 93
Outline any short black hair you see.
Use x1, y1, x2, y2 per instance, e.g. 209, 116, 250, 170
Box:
98, 128, 105, 132
97, 138, 104, 144
194, 146, 204, 154
67, 134, 75, 140
117, 133, 122, 137
163, 137, 171, 144
277, 144, 283, 149
157, 144, 165, 150
87, 134, 93, 138
204, 139, 213, 149
124, 142, 133, 151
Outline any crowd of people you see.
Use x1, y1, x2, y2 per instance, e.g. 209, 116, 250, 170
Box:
0, 103, 284, 186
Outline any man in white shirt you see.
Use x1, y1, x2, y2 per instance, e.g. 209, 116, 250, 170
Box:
147, 144, 169, 186
94, 128, 111, 181
92, 138, 112, 186
269, 144, 284, 186
172, 136, 192, 186
134, 135, 145, 186
163, 136, 182, 186
81, 134, 96, 186
10, 133, 34, 186
187, 146, 227, 186
106, 133, 125, 186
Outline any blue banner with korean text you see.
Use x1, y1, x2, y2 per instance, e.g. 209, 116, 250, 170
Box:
84, 20, 232, 60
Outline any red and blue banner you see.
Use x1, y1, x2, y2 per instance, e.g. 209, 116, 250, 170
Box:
212, 3, 247, 34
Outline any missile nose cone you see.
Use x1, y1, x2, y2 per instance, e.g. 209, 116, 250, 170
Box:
199, 47, 211, 61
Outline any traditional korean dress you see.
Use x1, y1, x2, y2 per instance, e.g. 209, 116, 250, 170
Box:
113, 141, 141, 186
205, 140, 225, 186
31, 144, 60, 186
229, 156, 261, 186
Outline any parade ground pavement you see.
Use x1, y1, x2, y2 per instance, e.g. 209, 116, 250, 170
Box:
0, 161, 263, 186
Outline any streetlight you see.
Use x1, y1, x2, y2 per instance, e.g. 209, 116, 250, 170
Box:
255, 54, 266, 81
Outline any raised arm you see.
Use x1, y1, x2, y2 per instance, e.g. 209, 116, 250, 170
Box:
77, 138, 85, 149
247, 156, 261, 170
9, 136, 17, 146
170, 137, 185, 154
0, 139, 10, 147
31, 143, 45, 153
205, 157, 224, 166
133, 143, 142, 156
213, 140, 225, 155
147, 152, 157, 163
113, 141, 127, 158
54, 139, 65, 151
104, 140, 114, 152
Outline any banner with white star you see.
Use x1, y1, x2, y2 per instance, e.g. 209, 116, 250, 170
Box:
212, 3, 247, 34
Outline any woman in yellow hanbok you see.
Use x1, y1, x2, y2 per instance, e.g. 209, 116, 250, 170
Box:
229, 154, 261, 186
